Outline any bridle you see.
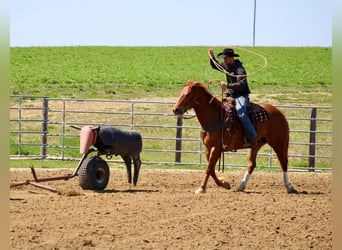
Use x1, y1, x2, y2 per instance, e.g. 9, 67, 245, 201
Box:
179, 88, 216, 119
178, 93, 198, 119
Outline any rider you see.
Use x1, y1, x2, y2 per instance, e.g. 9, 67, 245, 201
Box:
208, 48, 257, 148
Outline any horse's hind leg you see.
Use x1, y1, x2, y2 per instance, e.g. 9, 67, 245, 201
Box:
278, 155, 297, 193
271, 142, 298, 194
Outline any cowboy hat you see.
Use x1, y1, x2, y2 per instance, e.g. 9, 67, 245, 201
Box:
217, 48, 240, 58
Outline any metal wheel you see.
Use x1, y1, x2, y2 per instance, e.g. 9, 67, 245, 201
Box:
78, 156, 110, 190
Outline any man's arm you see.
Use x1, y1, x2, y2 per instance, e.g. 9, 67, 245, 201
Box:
208, 48, 224, 71
227, 67, 247, 91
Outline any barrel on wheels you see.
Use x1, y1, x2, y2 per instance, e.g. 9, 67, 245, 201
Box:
78, 156, 110, 190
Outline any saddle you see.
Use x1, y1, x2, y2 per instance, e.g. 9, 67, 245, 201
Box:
222, 97, 269, 134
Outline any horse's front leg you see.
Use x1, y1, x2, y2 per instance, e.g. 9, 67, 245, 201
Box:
195, 147, 217, 194
195, 147, 230, 194
195, 169, 211, 194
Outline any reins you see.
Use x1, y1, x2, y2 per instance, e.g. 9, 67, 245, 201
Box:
181, 114, 196, 119
218, 87, 225, 173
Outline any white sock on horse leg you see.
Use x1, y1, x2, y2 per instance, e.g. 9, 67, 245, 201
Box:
283, 171, 290, 186
237, 171, 251, 191
241, 171, 251, 183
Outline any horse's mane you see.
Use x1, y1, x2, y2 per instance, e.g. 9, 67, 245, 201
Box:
185, 80, 223, 111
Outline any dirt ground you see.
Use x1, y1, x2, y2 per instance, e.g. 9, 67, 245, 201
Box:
10, 168, 332, 250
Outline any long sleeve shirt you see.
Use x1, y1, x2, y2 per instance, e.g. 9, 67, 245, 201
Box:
210, 58, 251, 97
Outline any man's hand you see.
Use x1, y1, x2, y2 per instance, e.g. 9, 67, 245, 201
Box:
208, 48, 215, 58
220, 81, 227, 89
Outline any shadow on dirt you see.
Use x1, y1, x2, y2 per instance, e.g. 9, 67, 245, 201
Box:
235, 190, 263, 194
95, 189, 160, 194
295, 190, 325, 195
236, 190, 325, 195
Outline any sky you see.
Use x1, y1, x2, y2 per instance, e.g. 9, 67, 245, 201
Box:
10, 0, 332, 47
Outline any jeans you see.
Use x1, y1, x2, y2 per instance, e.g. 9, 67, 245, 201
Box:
234, 95, 257, 139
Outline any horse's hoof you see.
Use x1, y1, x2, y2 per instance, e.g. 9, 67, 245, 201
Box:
236, 182, 246, 192
222, 181, 231, 190
218, 177, 231, 190
195, 187, 206, 194
286, 184, 298, 194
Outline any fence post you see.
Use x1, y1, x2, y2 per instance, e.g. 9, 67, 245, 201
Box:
41, 97, 49, 159
175, 116, 183, 163
18, 96, 22, 156
308, 107, 317, 172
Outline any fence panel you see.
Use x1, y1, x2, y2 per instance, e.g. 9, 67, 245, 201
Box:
10, 96, 332, 171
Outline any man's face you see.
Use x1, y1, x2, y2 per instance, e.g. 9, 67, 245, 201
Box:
223, 56, 234, 66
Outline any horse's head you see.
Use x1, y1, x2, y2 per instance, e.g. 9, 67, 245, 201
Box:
173, 81, 200, 116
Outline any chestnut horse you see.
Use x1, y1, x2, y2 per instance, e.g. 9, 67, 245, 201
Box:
173, 81, 297, 194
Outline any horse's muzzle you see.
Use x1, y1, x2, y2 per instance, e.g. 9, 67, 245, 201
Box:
173, 108, 184, 116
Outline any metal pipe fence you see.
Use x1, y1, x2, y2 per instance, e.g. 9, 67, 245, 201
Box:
9, 96, 332, 171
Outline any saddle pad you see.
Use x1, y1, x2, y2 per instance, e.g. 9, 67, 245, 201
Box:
248, 103, 270, 122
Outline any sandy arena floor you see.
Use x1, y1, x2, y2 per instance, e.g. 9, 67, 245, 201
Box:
10, 168, 332, 249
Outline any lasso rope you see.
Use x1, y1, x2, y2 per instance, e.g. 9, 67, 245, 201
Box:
206, 46, 268, 83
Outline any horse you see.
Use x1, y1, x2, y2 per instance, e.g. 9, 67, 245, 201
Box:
172, 80, 297, 194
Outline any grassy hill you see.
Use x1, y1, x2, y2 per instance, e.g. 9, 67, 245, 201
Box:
10, 46, 332, 105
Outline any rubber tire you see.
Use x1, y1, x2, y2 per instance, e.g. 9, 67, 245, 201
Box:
78, 156, 110, 190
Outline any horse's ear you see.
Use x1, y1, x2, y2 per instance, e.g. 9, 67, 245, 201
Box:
185, 80, 194, 86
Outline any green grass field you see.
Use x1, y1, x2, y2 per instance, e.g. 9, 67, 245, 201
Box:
10, 46, 332, 105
